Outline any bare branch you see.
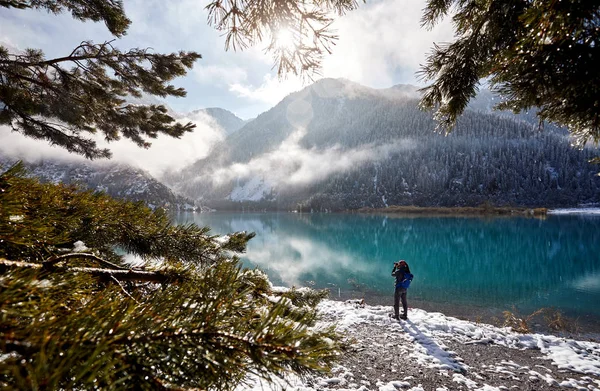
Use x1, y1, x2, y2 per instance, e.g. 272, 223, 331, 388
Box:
0, 258, 172, 283
44, 252, 129, 270
110, 275, 140, 303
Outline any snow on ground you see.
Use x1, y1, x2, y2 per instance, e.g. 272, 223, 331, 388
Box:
548, 208, 600, 215
239, 299, 600, 391
229, 177, 273, 202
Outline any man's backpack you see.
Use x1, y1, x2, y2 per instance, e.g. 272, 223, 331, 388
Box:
396, 272, 413, 289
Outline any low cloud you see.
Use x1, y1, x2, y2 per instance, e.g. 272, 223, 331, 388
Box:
210, 127, 416, 191
100, 111, 225, 176
0, 125, 88, 165
0, 110, 227, 177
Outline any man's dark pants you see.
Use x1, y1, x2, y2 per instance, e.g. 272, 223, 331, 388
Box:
394, 286, 407, 318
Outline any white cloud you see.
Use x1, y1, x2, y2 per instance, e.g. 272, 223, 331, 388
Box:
100, 112, 225, 176
0, 110, 226, 177
226, 0, 453, 109
229, 74, 306, 106
0, 35, 20, 52
0, 125, 87, 164
193, 64, 248, 85
211, 127, 416, 190
321, 0, 454, 87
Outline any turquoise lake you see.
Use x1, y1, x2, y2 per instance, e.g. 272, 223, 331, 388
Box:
174, 212, 600, 331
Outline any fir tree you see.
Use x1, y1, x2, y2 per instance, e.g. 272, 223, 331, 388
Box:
0, 1, 200, 159
0, 163, 341, 390
418, 0, 600, 145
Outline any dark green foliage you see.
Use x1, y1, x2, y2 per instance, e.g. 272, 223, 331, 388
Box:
282, 286, 330, 308
0, 264, 340, 390
419, 0, 600, 144
0, 2, 200, 159
0, 162, 250, 265
0, 0, 131, 36
0, 165, 341, 390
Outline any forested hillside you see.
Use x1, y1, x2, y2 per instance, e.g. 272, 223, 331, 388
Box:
0, 158, 195, 210
164, 78, 600, 211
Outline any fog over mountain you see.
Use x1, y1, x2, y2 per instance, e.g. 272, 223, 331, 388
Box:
163, 78, 600, 211
0, 105, 245, 177
2, 78, 598, 211
0, 107, 244, 209
0, 157, 195, 210
188, 108, 247, 136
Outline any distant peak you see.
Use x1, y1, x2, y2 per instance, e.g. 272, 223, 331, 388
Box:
285, 77, 375, 101
310, 77, 364, 90
388, 84, 419, 92
383, 84, 422, 99
188, 107, 246, 135
192, 107, 241, 118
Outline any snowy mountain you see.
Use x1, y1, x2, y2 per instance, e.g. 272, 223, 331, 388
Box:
0, 157, 196, 210
189, 107, 246, 135
0, 104, 247, 211
164, 78, 600, 211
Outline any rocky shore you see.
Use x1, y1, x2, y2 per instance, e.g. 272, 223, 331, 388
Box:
243, 300, 600, 391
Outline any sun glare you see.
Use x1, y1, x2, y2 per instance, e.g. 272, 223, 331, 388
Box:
274, 28, 296, 51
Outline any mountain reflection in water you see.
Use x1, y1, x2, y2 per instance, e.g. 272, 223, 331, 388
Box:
174, 212, 600, 326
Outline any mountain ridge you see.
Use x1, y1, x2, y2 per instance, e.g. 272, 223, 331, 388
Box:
163, 78, 600, 211
0, 156, 197, 211
0, 106, 248, 210
188, 107, 246, 135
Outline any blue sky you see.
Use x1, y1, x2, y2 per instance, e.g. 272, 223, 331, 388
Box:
0, 0, 453, 120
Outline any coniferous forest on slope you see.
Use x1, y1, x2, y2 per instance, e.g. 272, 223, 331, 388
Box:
164, 80, 600, 211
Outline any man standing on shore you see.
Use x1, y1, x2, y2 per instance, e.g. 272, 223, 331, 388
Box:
392, 260, 412, 320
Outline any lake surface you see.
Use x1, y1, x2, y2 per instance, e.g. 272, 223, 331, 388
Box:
173, 212, 600, 332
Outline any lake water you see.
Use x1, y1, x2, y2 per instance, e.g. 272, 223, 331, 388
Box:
173, 212, 600, 332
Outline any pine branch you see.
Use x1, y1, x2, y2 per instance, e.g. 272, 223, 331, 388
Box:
0, 0, 132, 37
206, 0, 361, 77
44, 252, 129, 269
0, 258, 172, 283
418, 0, 600, 141
0, 41, 200, 159
0, 41, 182, 68
110, 275, 140, 303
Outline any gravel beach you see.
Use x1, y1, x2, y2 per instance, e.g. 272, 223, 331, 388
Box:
243, 299, 600, 391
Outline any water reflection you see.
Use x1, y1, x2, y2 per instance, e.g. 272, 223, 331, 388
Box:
174, 212, 600, 320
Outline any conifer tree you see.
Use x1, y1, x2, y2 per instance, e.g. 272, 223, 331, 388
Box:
0, 163, 341, 390
417, 0, 600, 145
0, 1, 200, 159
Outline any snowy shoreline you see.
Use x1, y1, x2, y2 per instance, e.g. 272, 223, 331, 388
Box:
547, 208, 600, 215
241, 299, 600, 391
